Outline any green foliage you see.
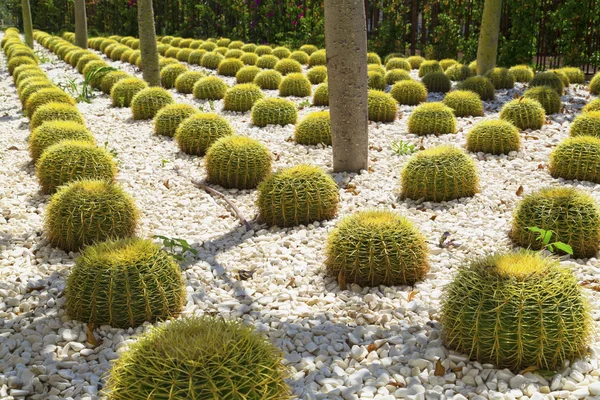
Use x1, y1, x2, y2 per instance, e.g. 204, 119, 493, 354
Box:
217, 58, 244, 77
407, 56, 425, 70
175, 113, 234, 156
385, 69, 411, 85
401, 145, 479, 202
441, 250, 591, 371
200, 51, 224, 69
526, 227, 573, 255
66, 237, 185, 329
29, 121, 94, 162
30, 103, 84, 130
442, 90, 483, 117
256, 54, 279, 69
313, 83, 329, 107
193, 76, 228, 100
36, 140, 117, 194
174, 71, 205, 94
484, 67, 515, 89
385, 57, 411, 71
295, 111, 331, 145
257, 165, 339, 227
44, 180, 139, 252
570, 111, 600, 138
154, 235, 198, 261
25, 88, 75, 119
103, 316, 291, 399
274, 58, 303, 76
131, 87, 175, 120
205, 136, 272, 189
390, 80, 428, 106
530, 72, 564, 95
279, 73, 312, 98
418, 60, 442, 78
523, 86, 562, 114
326, 210, 429, 287
110, 78, 148, 108
499, 98, 546, 130
408, 102, 457, 135
509, 65, 534, 83
251, 98, 297, 127
368, 90, 397, 123
421, 71, 451, 93
100, 71, 130, 95
254, 70, 283, 90
236, 66, 261, 84
308, 50, 327, 67
457, 76, 495, 101
154, 104, 198, 137
290, 50, 309, 65
160, 63, 188, 89
391, 140, 418, 155
550, 136, 600, 184
306, 66, 327, 84
466, 120, 521, 155
223, 83, 264, 112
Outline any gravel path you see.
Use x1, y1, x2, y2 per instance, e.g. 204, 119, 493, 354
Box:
2, 35, 600, 399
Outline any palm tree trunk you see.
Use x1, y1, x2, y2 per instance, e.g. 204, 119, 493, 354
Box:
21, 0, 33, 48
476, 0, 503, 75
74, 0, 88, 48
137, 0, 160, 86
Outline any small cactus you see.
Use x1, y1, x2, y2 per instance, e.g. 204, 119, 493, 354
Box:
312, 83, 329, 106
550, 136, 600, 184
306, 66, 327, 84
385, 57, 411, 71
439, 59, 458, 71
224, 49, 244, 59
110, 78, 148, 107
29, 121, 94, 161
589, 72, 600, 95
442, 90, 483, 117
223, 83, 264, 112
200, 52, 224, 69
367, 52, 381, 65
466, 120, 521, 155
251, 98, 297, 127
254, 45, 273, 56
236, 66, 261, 84
240, 52, 259, 66
368, 71, 386, 91
510, 187, 600, 258
295, 111, 331, 145
217, 58, 244, 77
193, 76, 228, 100
407, 55, 425, 70
131, 87, 175, 120
257, 165, 339, 227
174, 71, 205, 94
175, 113, 234, 155
385, 69, 411, 85
30, 103, 84, 130
499, 98, 546, 130
401, 145, 479, 202
523, 86, 562, 114
241, 43, 258, 53
254, 69, 283, 90
274, 58, 303, 75
154, 104, 198, 137
308, 50, 327, 67
421, 71, 451, 93
256, 54, 279, 69
549, 69, 570, 87
418, 60, 442, 77
300, 44, 319, 55
26, 88, 75, 119
326, 210, 429, 287
279, 73, 312, 97
367, 90, 397, 123
457, 76, 495, 101
445, 64, 474, 82
569, 111, 600, 138
290, 50, 309, 65
530, 72, 564, 95
205, 135, 272, 189
407, 102, 457, 135
390, 80, 427, 106
188, 49, 207, 65
159, 63, 188, 89
100, 71, 131, 95
509, 65, 534, 83
272, 46, 292, 59
484, 67, 515, 89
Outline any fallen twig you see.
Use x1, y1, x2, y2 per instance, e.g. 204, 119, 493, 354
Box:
191, 179, 252, 231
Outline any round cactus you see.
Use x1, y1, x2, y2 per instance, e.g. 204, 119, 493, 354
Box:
175, 113, 234, 155
589, 73, 600, 95
385, 69, 411, 85
583, 99, 600, 113
272, 46, 291, 59
484, 67, 515, 89
8, 56, 37, 75
75, 54, 101, 73
110, 78, 148, 107
407, 55, 425, 70
326, 210, 429, 287
160, 63, 188, 89
279, 73, 312, 97
29, 121, 94, 161
36, 140, 117, 194
530, 72, 564, 95
188, 49, 207, 65
18, 80, 55, 106
523, 86, 562, 114
466, 120, 521, 155
255, 45, 273, 56
254, 69, 282, 90
366, 52, 381, 65
205, 136, 272, 189
65, 237, 185, 329
569, 111, 600, 138
159, 57, 182, 70
236, 66, 261, 84
295, 111, 331, 145
385, 57, 411, 71
223, 83, 264, 112
200, 52, 224, 69
418, 60, 442, 78
300, 44, 319, 55
442, 90, 483, 117
241, 43, 258, 53
154, 104, 198, 137
509, 65, 534, 83
407, 102, 457, 135
256, 54, 278, 69
308, 50, 327, 67
445, 63, 474, 82
100, 71, 130, 95
216, 38, 231, 47
510, 187, 600, 258
390, 80, 428, 106
200, 42, 217, 52
240, 52, 259, 66
26, 88, 75, 119
368, 64, 386, 76
274, 58, 302, 76
82, 61, 112, 89
368, 90, 397, 123
30, 103, 84, 130
174, 48, 192, 62
103, 316, 290, 400
298, 66, 323, 85
217, 58, 244, 77
441, 250, 591, 371
251, 98, 297, 127
290, 50, 309, 65
312, 83, 329, 106
193, 76, 228, 100
499, 98, 546, 130
131, 87, 175, 120
421, 71, 451, 93
257, 165, 339, 227
367, 71, 386, 91
44, 180, 139, 252
120, 49, 134, 63
549, 69, 570, 87
174, 71, 205, 94
550, 136, 600, 184
457, 76, 495, 101
439, 59, 458, 71
401, 145, 479, 202
228, 40, 244, 49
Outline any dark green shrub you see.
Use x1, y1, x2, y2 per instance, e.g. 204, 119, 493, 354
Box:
466, 120, 521, 155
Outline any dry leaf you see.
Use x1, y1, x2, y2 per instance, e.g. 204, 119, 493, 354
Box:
581, 279, 600, 291
274, 153, 281, 161
7, 146, 19, 150
407, 290, 418, 301
162, 179, 170, 189
367, 344, 377, 353
434, 359, 446, 376
419, 145, 425, 151
87, 323, 98, 346
286, 277, 296, 288
538, 164, 544, 170
516, 185, 524, 196
430, 215, 437, 221
338, 270, 347, 290
520, 365, 539, 374
369, 145, 382, 152
388, 381, 405, 388
285, 136, 294, 142
368, 167, 375, 173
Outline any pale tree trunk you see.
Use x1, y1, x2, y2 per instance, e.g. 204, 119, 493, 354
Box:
476, 0, 502, 75
137, 0, 160, 86
74, 0, 88, 48
324, 0, 369, 173
21, 0, 33, 48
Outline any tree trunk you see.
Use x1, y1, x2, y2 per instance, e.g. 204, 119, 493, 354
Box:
476, 0, 503, 75
137, 0, 160, 86
324, 0, 369, 173
21, 0, 33, 48
74, 0, 88, 48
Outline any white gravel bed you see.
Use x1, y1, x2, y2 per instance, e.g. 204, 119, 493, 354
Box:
2, 37, 600, 399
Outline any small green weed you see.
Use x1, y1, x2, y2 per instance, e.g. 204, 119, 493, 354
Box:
526, 226, 574, 255
154, 235, 198, 261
